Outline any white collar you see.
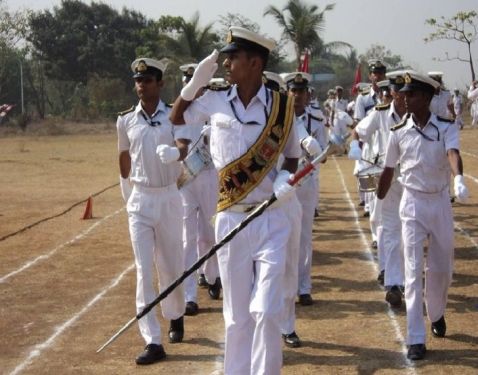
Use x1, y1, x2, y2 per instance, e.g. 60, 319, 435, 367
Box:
226, 84, 269, 107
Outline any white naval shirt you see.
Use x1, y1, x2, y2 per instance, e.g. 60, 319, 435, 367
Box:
354, 87, 380, 121
355, 101, 403, 164
430, 89, 452, 119
296, 110, 328, 172
334, 98, 349, 112
384, 113, 459, 194
117, 100, 186, 188
183, 84, 301, 204
330, 109, 353, 138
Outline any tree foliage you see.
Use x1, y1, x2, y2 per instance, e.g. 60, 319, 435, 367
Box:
1, 1, 352, 122
264, 0, 335, 68
425, 10, 477, 80
27, 0, 148, 83
360, 44, 404, 70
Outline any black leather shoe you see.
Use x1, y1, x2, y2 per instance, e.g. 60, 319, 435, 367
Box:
184, 301, 199, 316
168, 316, 184, 343
208, 277, 221, 300
298, 294, 313, 306
135, 344, 166, 365
197, 273, 208, 287
314, 208, 319, 218
371, 240, 377, 249
358, 200, 365, 207
377, 270, 385, 286
385, 285, 403, 308
363, 211, 370, 217
282, 331, 301, 348
431, 316, 446, 337
407, 344, 426, 360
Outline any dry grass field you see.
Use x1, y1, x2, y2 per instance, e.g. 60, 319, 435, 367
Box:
0, 121, 477, 374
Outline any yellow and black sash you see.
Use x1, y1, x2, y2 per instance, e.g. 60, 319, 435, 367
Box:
217, 91, 295, 212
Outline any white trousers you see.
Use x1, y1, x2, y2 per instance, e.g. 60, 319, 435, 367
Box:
127, 184, 186, 345
280, 194, 302, 334
216, 206, 289, 375
367, 192, 378, 241
400, 188, 454, 345
296, 175, 318, 295
180, 168, 219, 302
381, 181, 404, 287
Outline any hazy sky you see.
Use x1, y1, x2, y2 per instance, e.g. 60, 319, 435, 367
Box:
8, 0, 478, 89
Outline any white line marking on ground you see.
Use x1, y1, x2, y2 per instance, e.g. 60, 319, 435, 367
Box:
464, 173, 478, 185
461, 150, 478, 159
0, 208, 124, 283
333, 158, 416, 374
8, 263, 135, 375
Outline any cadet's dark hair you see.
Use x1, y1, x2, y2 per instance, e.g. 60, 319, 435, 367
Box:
245, 49, 269, 71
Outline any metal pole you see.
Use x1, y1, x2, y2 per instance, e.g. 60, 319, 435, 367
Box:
19, 59, 24, 115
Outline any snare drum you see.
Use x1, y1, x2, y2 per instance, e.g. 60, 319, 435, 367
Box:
357, 165, 383, 192
178, 139, 213, 188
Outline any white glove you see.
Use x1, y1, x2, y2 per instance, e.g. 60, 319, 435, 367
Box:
454, 175, 469, 202
348, 139, 362, 160
180, 50, 219, 101
119, 176, 132, 203
156, 144, 180, 164
273, 170, 295, 203
302, 136, 322, 156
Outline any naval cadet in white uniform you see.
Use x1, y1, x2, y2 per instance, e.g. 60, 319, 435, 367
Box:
117, 58, 189, 365
350, 71, 407, 307
170, 27, 301, 375
377, 71, 469, 361
177, 64, 221, 316
283, 72, 328, 307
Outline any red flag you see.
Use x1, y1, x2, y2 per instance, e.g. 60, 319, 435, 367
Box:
299, 49, 310, 73
351, 64, 362, 95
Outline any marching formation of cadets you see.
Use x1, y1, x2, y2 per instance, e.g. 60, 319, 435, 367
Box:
116, 25, 471, 373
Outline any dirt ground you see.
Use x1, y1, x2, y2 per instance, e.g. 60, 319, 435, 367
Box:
0, 124, 477, 374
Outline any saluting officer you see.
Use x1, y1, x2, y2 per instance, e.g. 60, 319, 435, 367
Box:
377, 70, 469, 360
170, 26, 301, 375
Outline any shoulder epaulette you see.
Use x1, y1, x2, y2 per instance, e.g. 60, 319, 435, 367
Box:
165, 103, 172, 108
375, 103, 391, 111
206, 84, 231, 91
117, 105, 135, 116
390, 113, 410, 131
437, 115, 454, 123
308, 113, 324, 122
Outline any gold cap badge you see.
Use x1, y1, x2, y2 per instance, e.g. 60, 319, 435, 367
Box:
226, 30, 233, 44
136, 60, 147, 73
395, 76, 404, 85
404, 73, 412, 84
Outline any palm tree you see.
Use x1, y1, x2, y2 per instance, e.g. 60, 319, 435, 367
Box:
264, 0, 335, 69
176, 12, 219, 61
158, 12, 218, 62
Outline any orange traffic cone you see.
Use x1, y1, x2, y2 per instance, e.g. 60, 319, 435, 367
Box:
82, 196, 93, 220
